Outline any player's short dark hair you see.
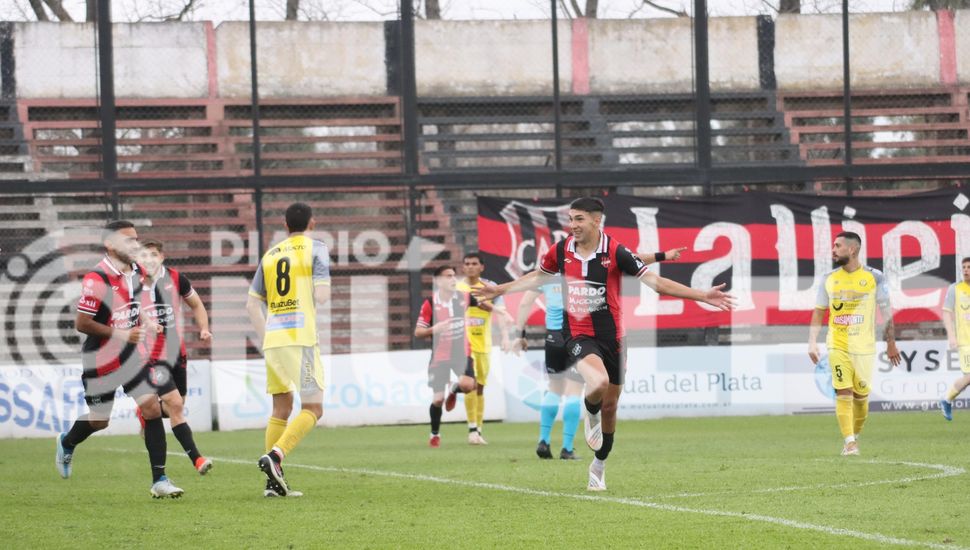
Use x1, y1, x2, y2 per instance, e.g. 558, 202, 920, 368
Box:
433, 265, 455, 277
836, 231, 862, 247
285, 202, 313, 232
569, 197, 605, 214
141, 238, 163, 252
103, 220, 135, 240
962, 257, 970, 265
463, 252, 483, 263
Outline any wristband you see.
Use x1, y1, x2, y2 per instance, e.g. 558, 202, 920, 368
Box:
655, 251, 666, 262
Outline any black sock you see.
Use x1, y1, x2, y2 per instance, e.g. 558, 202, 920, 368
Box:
451, 383, 461, 395
584, 398, 602, 416
171, 423, 201, 464
143, 417, 167, 483
468, 427, 477, 433
430, 404, 442, 434
595, 432, 615, 461
62, 420, 100, 449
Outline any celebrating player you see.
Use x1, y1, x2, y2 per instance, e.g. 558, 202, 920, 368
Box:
475, 197, 734, 491
513, 246, 685, 461
415, 265, 476, 448
456, 252, 511, 445
138, 239, 212, 475
247, 203, 330, 497
809, 232, 901, 455
939, 257, 970, 421
55, 220, 183, 498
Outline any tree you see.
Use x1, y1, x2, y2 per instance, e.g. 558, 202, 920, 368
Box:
26, 0, 75, 21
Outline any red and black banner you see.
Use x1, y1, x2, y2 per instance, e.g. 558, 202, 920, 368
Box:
477, 190, 970, 330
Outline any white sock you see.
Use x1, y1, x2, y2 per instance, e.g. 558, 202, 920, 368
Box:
844, 435, 856, 445
592, 458, 605, 469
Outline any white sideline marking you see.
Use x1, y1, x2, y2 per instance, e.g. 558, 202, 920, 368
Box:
656, 460, 966, 499
107, 448, 966, 549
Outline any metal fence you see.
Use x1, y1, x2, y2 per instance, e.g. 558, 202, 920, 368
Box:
1, 0, 970, 362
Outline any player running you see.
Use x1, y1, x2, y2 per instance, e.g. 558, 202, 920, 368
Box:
55, 220, 182, 499
456, 252, 511, 445
415, 265, 477, 448
513, 247, 684, 461
138, 239, 213, 475
476, 197, 733, 491
247, 203, 330, 497
939, 257, 970, 421
809, 232, 901, 455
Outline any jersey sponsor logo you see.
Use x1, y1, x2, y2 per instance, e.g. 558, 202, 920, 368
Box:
110, 302, 141, 322
832, 302, 844, 311
568, 285, 606, 297
834, 290, 869, 302
79, 297, 97, 310
267, 312, 306, 330
832, 314, 865, 326
269, 298, 301, 311
144, 304, 176, 325
466, 317, 486, 327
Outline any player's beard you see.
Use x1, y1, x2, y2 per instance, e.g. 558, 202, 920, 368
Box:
833, 254, 849, 266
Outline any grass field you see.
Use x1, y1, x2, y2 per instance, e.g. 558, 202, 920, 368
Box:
1, 411, 968, 549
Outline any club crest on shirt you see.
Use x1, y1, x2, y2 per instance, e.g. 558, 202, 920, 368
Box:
600, 256, 611, 269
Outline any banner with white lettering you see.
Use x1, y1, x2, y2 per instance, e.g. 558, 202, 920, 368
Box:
0, 361, 212, 439
212, 350, 508, 430
478, 191, 970, 330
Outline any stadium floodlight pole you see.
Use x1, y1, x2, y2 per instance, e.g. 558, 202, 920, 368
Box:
841, 0, 854, 196
95, 0, 118, 216
693, 0, 713, 197
400, 0, 424, 347
550, 0, 563, 197
248, 0, 265, 256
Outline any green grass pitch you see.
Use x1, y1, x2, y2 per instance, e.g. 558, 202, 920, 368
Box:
1, 411, 967, 549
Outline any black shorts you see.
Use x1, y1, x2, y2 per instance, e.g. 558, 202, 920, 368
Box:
151, 355, 188, 396
428, 356, 474, 393
567, 336, 627, 385
81, 366, 156, 418
144, 360, 180, 397
545, 330, 583, 383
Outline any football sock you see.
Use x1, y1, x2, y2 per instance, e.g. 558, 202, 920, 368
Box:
853, 397, 869, 436
476, 390, 485, 427
171, 422, 202, 463
275, 409, 318, 457
430, 403, 442, 435
539, 391, 560, 444
584, 397, 602, 416
946, 384, 962, 402
835, 395, 854, 439
62, 419, 99, 449
594, 432, 615, 461
464, 391, 478, 430
265, 417, 287, 453
562, 396, 581, 452
144, 417, 167, 483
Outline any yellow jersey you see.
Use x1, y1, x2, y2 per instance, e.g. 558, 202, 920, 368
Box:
248, 234, 331, 349
456, 278, 502, 354
943, 281, 970, 346
815, 266, 889, 355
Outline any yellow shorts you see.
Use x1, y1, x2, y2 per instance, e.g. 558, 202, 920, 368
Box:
264, 345, 325, 395
959, 346, 970, 374
829, 349, 874, 396
472, 351, 490, 386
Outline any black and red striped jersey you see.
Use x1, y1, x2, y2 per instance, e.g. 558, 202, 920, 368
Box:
76, 257, 146, 377
539, 232, 648, 342
143, 266, 196, 365
416, 291, 476, 365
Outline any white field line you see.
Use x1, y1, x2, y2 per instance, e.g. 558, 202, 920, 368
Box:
106, 448, 967, 550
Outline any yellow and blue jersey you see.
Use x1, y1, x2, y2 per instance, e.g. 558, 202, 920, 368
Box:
943, 281, 970, 347
540, 276, 564, 331
815, 265, 889, 355
249, 234, 330, 349
456, 277, 503, 354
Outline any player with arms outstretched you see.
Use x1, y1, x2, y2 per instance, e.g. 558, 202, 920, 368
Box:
476, 197, 733, 490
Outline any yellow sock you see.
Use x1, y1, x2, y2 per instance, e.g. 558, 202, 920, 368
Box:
464, 392, 478, 429
275, 409, 318, 457
853, 397, 868, 436
946, 384, 961, 402
265, 417, 287, 453
476, 391, 485, 427
835, 395, 854, 439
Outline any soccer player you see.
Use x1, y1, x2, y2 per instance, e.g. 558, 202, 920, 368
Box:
247, 203, 330, 497
456, 252, 511, 445
415, 265, 477, 448
514, 247, 685, 461
139, 239, 213, 475
939, 257, 970, 421
475, 198, 733, 491
809, 232, 901, 455
55, 220, 183, 499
